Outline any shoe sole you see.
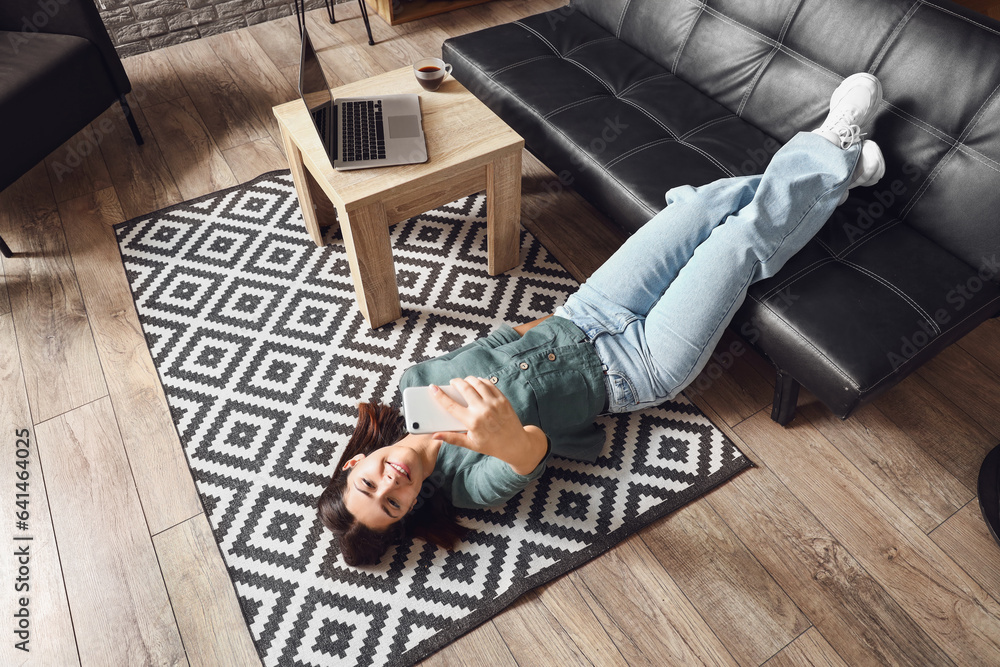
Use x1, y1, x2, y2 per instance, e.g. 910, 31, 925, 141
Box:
830, 72, 883, 129
856, 141, 886, 187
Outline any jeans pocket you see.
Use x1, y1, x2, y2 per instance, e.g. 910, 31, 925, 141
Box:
606, 371, 639, 413
607, 370, 667, 413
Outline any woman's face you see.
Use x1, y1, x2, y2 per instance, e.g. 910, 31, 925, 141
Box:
342, 442, 429, 531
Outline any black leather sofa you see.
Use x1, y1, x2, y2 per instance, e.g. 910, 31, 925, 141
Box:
442, 0, 1000, 424
0, 0, 141, 256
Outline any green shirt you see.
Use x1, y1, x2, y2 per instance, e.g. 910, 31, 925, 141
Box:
398, 316, 607, 509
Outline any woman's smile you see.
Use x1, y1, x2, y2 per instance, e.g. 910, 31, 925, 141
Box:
387, 461, 411, 479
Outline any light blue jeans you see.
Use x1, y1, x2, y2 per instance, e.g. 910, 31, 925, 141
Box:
556, 132, 861, 413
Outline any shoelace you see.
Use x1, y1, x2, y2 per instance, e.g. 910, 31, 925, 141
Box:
821, 110, 864, 149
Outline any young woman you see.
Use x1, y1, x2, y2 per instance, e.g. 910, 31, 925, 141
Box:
318, 73, 887, 565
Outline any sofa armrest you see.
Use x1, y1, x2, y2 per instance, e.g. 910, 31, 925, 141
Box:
0, 0, 130, 94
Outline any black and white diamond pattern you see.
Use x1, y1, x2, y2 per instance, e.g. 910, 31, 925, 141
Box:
115, 171, 750, 667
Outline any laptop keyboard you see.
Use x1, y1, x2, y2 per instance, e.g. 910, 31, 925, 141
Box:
341, 100, 386, 163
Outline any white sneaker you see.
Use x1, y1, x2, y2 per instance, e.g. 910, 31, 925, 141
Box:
838, 140, 886, 205
814, 73, 883, 148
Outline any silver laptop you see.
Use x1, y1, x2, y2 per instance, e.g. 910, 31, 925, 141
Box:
298, 26, 428, 171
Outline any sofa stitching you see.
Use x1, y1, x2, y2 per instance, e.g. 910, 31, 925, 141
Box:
448, 49, 660, 217
958, 79, 1000, 144
564, 36, 618, 57
866, 295, 1000, 389
955, 143, 1000, 174
839, 218, 903, 258
619, 72, 673, 96
514, 20, 561, 56
918, 0, 1000, 37
544, 95, 610, 120
758, 257, 835, 300
747, 293, 861, 389
673, 0, 707, 74
738, 47, 779, 117
605, 138, 677, 169
869, 1, 921, 73
616, 0, 634, 39
837, 258, 942, 334
901, 144, 960, 219
491, 54, 558, 77
678, 116, 733, 141
882, 104, 953, 144
737, 1, 799, 117
618, 98, 735, 176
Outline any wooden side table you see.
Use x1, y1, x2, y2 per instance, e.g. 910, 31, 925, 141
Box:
273, 67, 524, 329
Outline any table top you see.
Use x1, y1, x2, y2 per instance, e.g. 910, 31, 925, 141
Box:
273, 66, 524, 211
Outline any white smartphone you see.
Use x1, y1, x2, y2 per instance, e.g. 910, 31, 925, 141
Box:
402, 385, 468, 434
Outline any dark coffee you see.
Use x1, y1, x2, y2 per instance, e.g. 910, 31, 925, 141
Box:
414, 60, 450, 90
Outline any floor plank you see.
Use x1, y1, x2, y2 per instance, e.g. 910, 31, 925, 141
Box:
206, 27, 301, 149
419, 621, 517, 666
708, 454, 955, 666
917, 343, 1000, 439
122, 49, 188, 109
0, 164, 108, 424
59, 187, 203, 535
568, 535, 740, 666
957, 318, 1000, 377
144, 96, 239, 200
35, 397, 186, 665
223, 135, 290, 183
875, 373, 994, 491
95, 101, 184, 220
164, 37, 269, 151
490, 589, 597, 664
0, 314, 79, 666
641, 497, 810, 667
735, 411, 1000, 666
930, 501, 1000, 606
155, 513, 262, 667
801, 399, 973, 534
763, 627, 849, 667
532, 576, 629, 666
43, 120, 114, 204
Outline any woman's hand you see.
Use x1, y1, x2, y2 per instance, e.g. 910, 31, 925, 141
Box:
430, 377, 548, 475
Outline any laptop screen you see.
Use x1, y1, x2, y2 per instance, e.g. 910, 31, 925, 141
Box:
298, 27, 333, 147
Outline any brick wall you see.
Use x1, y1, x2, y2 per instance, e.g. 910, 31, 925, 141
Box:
97, 0, 352, 56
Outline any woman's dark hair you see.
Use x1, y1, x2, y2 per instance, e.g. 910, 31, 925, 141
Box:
317, 402, 467, 566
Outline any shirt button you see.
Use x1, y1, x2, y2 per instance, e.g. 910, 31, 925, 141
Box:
519, 362, 529, 370
547, 353, 556, 361
490, 376, 498, 384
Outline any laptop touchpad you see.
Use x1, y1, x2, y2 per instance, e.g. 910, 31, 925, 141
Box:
387, 115, 420, 138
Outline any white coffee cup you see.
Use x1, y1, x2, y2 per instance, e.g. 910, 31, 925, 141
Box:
413, 57, 453, 91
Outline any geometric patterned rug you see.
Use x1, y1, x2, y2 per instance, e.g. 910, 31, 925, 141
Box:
113, 170, 751, 667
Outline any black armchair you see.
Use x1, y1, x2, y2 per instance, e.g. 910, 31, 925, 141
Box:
0, 0, 142, 257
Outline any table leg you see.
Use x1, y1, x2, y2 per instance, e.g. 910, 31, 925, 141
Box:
279, 121, 325, 247
486, 150, 522, 275
340, 201, 401, 328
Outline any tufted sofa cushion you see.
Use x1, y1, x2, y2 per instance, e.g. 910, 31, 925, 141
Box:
443, 0, 1000, 420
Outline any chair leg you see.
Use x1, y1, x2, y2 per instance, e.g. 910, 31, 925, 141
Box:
771, 369, 800, 426
0, 234, 12, 258
119, 94, 144, 146
357, 0, 376, 46
324, 0, 375, 45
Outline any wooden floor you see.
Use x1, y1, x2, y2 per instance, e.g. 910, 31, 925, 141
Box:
2, 1, 1000, 665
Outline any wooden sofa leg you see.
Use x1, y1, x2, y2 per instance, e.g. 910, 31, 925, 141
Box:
771, 370, 800, 426
119, 94, 144, 146
0, 234, 12, 258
